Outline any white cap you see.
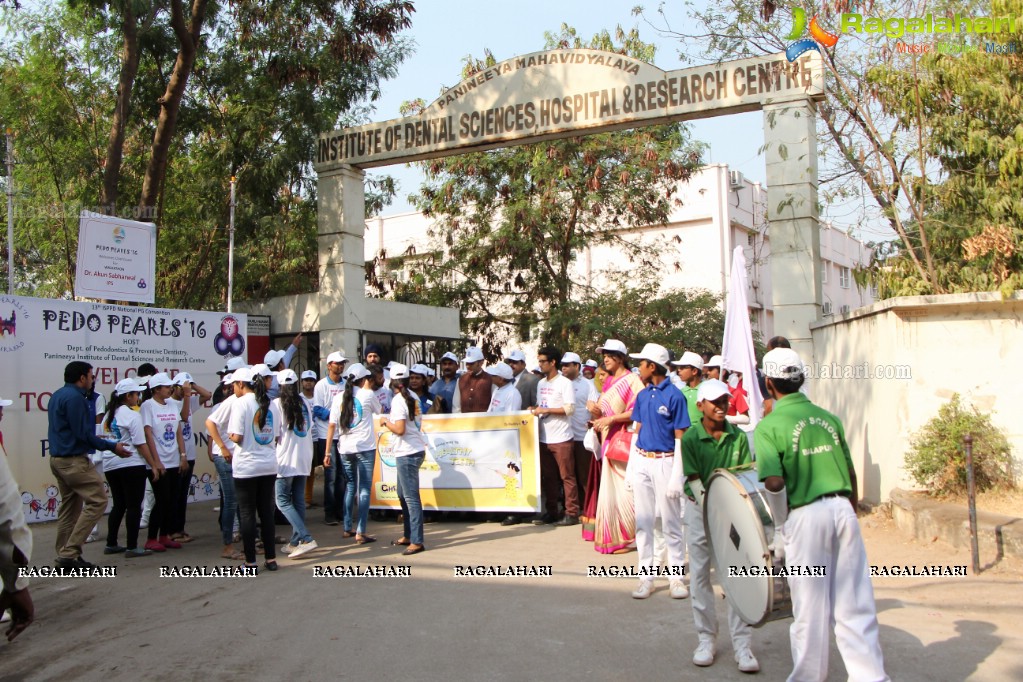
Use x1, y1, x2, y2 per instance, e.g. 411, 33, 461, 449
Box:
705, 355, 723, 368
221, 373, 236, 385
226, 356, 248, 371
425, 367, 435, 377
504, 350, 526, 362
0, 396, 11, 407
231, 367, 254, 383
251, 364, 274, 378
147, 372, 174, 388
326, 352, 347, 364
301, 370, 317, 381
390, 363, 410, 380
410, 363, 431, 376
464, 346, 485, 363
346, 362, 371, 382
762, 348, 806, 380
583, 359, 598, 369
561, 352, 582, 365
485, 361, 514, 380
440, 351, 459, 363
596, 339, 627, 355
277, 369, 299, 385
114, 379, 145, 396
264, 349, 286, 368
697, 379, 730, 403
672, 351, 705, 370
629, 343, 670, 370
173, 372, 194, 386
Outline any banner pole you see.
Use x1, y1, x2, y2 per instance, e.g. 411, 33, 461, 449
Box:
228, 176, 236, 313
5, 129, 13, 294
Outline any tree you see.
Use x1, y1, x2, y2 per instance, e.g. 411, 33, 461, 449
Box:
635, 0, 1021, 297
386, 25, 705, 358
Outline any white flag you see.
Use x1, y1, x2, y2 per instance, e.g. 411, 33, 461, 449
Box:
722, 246, 764, 433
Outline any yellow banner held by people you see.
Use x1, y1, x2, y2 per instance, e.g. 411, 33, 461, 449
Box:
370, 411, 541, 513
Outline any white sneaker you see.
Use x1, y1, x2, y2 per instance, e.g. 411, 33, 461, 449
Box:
631, 580, 653, 599
693, 640, 716, 667
85, 533, 98, 544
736, 648, 760, 673
289, 540, 318, 558
282, 543, 298, 556
669, 579, 689, 599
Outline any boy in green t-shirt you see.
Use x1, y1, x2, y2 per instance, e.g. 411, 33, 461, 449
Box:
681, 379, 760, 674
755, 348, 888, 682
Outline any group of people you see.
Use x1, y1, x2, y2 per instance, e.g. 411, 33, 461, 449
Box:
1, 335, 889, 682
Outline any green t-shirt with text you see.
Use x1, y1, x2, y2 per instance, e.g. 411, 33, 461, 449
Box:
754, 392, 853, 509
682, 419, 752, 496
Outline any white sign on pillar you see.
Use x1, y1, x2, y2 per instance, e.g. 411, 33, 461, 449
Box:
75, 211, 157, 303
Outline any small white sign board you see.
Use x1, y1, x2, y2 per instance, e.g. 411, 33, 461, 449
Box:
74, 211, 157, 303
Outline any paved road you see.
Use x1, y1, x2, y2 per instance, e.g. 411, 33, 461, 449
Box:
3, 502, 1021, 681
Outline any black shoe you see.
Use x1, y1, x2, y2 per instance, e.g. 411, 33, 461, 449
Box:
324, 518, 339, 526
554, 515, 579, 527
103, 545, 127, 554
500, 515, 522, 526
55, 556, 97, 569
531, 514, 556, 526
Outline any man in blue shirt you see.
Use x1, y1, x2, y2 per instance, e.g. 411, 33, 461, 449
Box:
47, 361, 128, 569
428, 352, 460, 414
627, 343, 691, 600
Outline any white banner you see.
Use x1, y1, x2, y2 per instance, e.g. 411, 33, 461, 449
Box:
0, 295, 247, 523
75, 212, 157, 303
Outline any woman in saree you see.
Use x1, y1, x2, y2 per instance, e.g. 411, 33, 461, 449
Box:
581, 339, 645, 553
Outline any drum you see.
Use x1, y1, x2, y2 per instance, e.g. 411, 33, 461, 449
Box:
703, 466, 792, 627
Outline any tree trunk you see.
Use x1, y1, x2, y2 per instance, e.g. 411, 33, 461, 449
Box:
138, 0, 208, 219
99, 4, 141, 216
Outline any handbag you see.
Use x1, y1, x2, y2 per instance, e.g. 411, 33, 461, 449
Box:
603, 427, 634, 463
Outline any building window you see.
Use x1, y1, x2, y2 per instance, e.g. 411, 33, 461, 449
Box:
839, 266, 851, 289
747, 232, 755, 246
821, 262, 828, 284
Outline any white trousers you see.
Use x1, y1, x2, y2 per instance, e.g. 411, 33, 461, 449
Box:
785, 496, 888, 682
685, 501, 751, 649
141, 478, 155, 523
633, 455, 685, 578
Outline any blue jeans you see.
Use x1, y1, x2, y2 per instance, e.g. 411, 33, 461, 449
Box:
341, 449, 376, 535
395, 452, 425, 546
275, 476, 312, 544
321, 440, 346, 523
213, 456, 239, 546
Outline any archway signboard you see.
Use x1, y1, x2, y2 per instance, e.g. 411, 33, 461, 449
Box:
315, 50, 824, 170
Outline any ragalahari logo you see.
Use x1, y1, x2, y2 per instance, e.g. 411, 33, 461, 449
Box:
785, 8, 841, 61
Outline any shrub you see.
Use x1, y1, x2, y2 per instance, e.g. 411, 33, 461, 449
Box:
904, 394, 1014, 497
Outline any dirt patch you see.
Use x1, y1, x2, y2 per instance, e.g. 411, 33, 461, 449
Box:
937, 488, 1023, 519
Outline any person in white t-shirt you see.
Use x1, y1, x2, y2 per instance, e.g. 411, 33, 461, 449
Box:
380, 364, 427, 556
560, 352, 598, 511
530, 347, 578, 526
271, 370, 317, 559
205, 372, 244, 560
485, 362, 522, 413
140, 373, 186, 553
101, 379, 155, 557
326, 363, 382, 545
168, 372, 211, 544
227, 367, 280, 572
313, 352, 347, 526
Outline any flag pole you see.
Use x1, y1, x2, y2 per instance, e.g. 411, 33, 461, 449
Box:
227, 176, 236, 312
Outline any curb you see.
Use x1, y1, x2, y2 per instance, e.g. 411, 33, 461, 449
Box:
890, 488, 1023, 560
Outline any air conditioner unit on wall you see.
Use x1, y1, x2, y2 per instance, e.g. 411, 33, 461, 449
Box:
729, 170, 744, 190
840, 304, 850, 314
822, 301, 832, 315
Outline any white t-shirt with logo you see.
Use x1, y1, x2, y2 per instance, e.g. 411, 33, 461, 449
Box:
140, 398, 183, 469
569, 375, 598, 441
177, 395, 201, 462
313, 377, 346, 440
207, 395, 236, 458
227, 392, 278, 478
270, 395, 314, 478
536, 374, 575, 444
103, 405, 147, 471
388, 394, 426, 457
487, 383, 522, 413
374, 385, 393, 413
333, 388, 382, 455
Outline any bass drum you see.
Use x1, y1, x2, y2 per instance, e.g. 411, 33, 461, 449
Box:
703, 467, 792, 627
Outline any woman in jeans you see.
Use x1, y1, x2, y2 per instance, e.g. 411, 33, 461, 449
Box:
227, 367, 279, 572
271, 369, 318, 558
381, 363, 427, 555
326, 363, 381, 544
205, 372, 244, 560
102, 378, 155, 557
140, 373, 186, 553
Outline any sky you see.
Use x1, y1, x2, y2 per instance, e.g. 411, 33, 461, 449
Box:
363, 0, 772, 216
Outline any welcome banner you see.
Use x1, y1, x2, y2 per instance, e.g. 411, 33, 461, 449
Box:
370, 411, 541, 513
0, 295, 247, 523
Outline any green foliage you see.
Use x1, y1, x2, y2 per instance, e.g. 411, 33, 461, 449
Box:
904, 394, 1014, 497
389, 25, 705, 357
0, 0, 411, 308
